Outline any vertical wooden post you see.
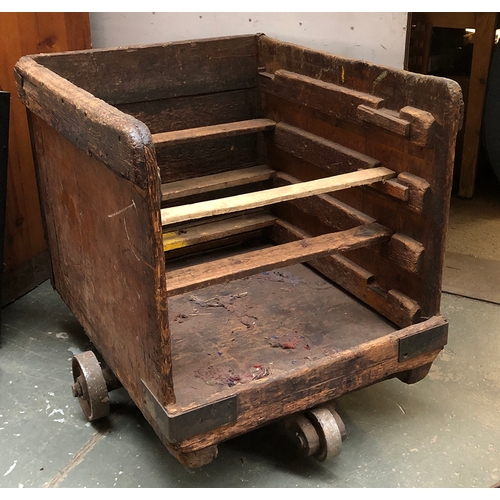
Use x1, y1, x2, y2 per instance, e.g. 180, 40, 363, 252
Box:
458, 12, 498, 198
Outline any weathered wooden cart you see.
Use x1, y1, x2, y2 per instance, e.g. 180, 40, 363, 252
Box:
15, 34, 462, 467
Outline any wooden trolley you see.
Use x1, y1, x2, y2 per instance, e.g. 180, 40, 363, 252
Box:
15, 34, 463, 467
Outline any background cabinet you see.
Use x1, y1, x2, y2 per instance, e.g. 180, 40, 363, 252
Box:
0, 12, 91, 304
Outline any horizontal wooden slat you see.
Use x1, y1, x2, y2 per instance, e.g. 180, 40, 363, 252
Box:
162, 212, 276, 252
153, 119, 276, 146
259, 69, 386, 123
161, 167, 396, 226
270, 219, 421, 327
273, 172, 375, 229
161, 165, 276, 202
165, 222, 393, 296
274, 122, 380, 172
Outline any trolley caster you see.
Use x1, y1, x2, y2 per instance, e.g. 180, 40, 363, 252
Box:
71, 350, 117, 421
285, 403, 346, 462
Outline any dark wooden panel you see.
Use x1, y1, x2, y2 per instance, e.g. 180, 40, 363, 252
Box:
156, 134, 259, 183
117, 88, 260, 135
34, 35, 259, 105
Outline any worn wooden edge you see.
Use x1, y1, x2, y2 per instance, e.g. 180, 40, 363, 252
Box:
163, 314, 446, 454
14, 56, 154, 189
357, 104, 411, 137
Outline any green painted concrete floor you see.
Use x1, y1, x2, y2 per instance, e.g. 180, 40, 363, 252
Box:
1, 174, 500, 489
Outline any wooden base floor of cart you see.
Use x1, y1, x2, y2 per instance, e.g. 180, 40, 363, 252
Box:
155, 260, 447, 466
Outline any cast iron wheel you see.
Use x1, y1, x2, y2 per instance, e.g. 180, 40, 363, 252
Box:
72, 351, 110, 421
285, 404, 346, 462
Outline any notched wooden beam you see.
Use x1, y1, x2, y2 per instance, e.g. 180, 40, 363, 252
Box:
274, 171, 375, 230
357, 104, 411, 137
396, 172, 431, 214
270, 220, 422, 328
399, 106, 436, 148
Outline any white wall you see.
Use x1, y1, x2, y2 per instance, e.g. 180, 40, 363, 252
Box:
89, 12, 409, 69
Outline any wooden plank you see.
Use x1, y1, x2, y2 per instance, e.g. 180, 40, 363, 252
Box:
367, 178, 409, 201
458, 12, 498, 198
162, 165, 275, 201
427, 12, 477, 29
273, 171, 375, 229
155, 134, 258, 184
274, 122, 380, 172
270, 219, 421, 327
162, 212, 276, 252
153, 119, 276, 146
161, 167, 396, 226
0, 12, 91, 304
32, 34, 259, 105
165, 222, 393, 296
357, 104, 411, 137
260, 69, 386, 123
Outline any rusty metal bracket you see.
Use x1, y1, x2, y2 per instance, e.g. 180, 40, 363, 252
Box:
398, 319, 448, 362
141, 381, 237, 443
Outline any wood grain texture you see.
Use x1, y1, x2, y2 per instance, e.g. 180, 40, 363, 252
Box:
165, 222, 392, 296
153, 118, 275, 146
33, 34, 258, 105
0, 12, 91, 304
162, 212, 276, 252
15, 57, 153, 189
30, 114, 173, 407
258, 34, 462, 319
161, 165, 276, 201
161, 167, 395, 225
458, 12, 498, 198
357, 104, 410, 136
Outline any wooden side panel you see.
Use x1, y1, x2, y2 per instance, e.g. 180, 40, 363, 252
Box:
0, 12, 91, 304
30, 114, 173, 406
33, 35, 259, 105
259, 35, 463, 320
